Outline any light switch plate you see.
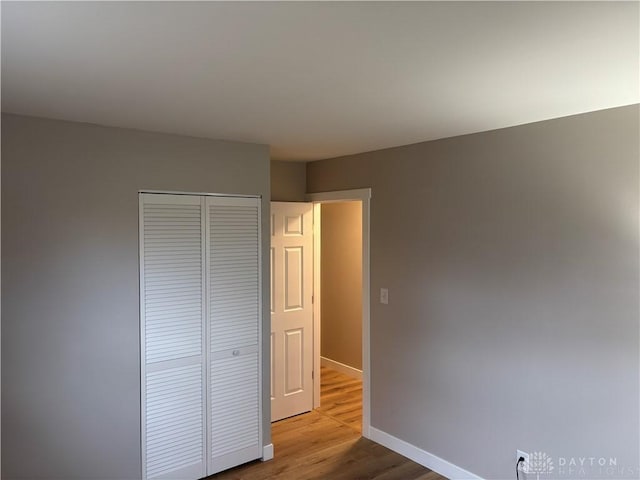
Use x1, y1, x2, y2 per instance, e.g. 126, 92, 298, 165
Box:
380, 288, 389, 304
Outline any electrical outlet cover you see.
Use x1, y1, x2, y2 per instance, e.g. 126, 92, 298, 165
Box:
517, 450, 530, 473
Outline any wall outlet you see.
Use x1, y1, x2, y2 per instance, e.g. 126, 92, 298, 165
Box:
380, 288, 389, 304
517, 450, 529, 474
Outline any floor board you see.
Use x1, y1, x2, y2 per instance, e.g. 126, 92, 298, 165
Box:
208, 367, 445, 480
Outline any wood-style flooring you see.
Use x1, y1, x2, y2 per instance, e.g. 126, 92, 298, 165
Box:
316, 366, 363, 433
208, 366, 445, 480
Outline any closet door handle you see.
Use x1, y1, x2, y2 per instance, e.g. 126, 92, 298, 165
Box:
232, 350, 240, 357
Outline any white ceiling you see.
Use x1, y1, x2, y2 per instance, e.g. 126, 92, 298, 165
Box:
2, 2, 638, 161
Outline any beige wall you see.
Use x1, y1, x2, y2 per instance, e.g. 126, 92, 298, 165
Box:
320, 201, 362, 370
270, 160, 306, 201
1, 114, 272, 480
307, 105, 640, 479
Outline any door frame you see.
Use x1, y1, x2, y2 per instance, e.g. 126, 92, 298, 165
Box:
305, 188, 372, 439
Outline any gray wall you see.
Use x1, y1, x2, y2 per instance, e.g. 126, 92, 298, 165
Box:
307, 105, 640, 479
321, 201, 362, 370
1, 114, 272, 479
270, 160, 306, 201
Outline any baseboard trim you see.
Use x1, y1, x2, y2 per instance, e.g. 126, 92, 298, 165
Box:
369, 427, 482, 480
321, 356, 363, 380
261, 443, 274, 461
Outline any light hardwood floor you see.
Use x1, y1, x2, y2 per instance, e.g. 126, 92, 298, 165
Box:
208, 367, 445, 480
316, 366, 363, 433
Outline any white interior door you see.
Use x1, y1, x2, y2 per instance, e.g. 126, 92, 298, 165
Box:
270, 202, 314, 422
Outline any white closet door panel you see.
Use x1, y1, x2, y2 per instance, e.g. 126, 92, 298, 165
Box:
146, 364, 203, 477
143, 199, 203, 365
206, 196, 262, 475
209, 351, 261, 473
208, 199, 260, 353
140, 194, 206, 480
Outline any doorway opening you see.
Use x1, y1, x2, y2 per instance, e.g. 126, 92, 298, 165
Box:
269, 189, 371, 438
309, 188, 371, 438
314, 200, 363, 433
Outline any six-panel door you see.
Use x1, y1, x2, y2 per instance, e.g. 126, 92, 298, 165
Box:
270, 202, 314, 422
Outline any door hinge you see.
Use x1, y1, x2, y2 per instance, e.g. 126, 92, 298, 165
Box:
312, 370, 314, 380
312, 295, 314, 304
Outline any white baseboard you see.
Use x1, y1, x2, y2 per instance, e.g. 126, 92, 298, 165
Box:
321, 356, 363, 380
369, 427, 482, 480
261, 443, 274, 461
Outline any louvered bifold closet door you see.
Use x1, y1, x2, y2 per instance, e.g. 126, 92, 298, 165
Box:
207, 196, 262, 474
140, 194, 206, 480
